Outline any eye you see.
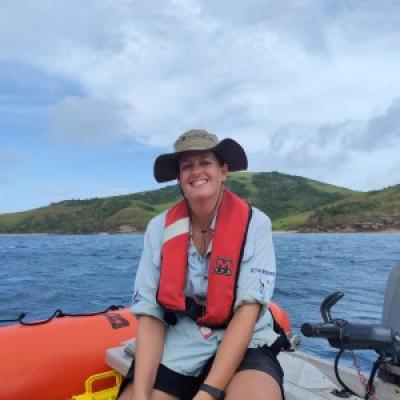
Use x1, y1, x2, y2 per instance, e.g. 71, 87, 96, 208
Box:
200, 159, 212, 166
179, 162, 191, 171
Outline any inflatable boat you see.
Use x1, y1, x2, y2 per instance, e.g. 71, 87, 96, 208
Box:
1, 266, 399, 400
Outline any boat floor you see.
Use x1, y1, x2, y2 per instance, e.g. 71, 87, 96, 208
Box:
106, 341, 400, 400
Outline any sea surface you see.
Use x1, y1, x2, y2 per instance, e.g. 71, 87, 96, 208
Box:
1, 232, 400, 372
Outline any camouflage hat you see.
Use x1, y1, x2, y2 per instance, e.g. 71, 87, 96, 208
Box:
153, 129, 248, 183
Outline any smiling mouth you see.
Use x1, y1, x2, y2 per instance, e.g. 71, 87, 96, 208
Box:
191, 179, 208, 187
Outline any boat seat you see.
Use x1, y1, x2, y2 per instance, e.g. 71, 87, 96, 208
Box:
381, 264, 400, 335
105, 339, 135, 376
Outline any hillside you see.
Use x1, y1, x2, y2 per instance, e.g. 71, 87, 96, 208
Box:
0, 171, 397, 234
299, 184, 400, 232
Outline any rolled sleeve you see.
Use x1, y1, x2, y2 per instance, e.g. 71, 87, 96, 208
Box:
130, 214, 166, 322
234, 208, 276, 310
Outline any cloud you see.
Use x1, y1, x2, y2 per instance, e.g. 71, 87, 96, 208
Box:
380, 160, 400, 189
348, 98, 400, 151
250, 98, 400, 190
48, 96, 132, 144
38, 186, 71, 197
1, 1, 399, 189
37, 184, 134, 202
0, 60, 82, 108
1, 1, 399, 145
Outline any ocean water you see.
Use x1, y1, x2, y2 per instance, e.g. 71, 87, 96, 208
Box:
1, 232, 400, 372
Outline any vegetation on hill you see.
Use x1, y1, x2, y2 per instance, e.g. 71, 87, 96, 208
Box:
0, 172, 398, 233
300, 184, 400, 232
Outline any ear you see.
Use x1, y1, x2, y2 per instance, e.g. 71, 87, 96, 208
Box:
178, 182, 186, 197
221, 163, 228, 182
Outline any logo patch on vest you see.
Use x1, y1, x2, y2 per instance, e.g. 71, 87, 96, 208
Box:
214, 257, 233, 276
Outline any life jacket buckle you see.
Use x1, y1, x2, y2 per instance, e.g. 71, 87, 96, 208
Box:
185, 297, 205, 321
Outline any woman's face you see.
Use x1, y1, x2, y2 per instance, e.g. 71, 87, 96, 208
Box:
178, 151, 228, 203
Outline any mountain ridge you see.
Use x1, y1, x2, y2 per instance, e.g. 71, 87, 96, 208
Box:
0, 171, 398, 233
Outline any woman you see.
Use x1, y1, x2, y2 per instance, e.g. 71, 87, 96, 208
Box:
118, 129, 283, 400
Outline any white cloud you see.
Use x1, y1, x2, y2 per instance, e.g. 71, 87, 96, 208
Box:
37, 184, 134, 202
349, 98, 400, 151
1, 0, 400, 188
48, 97, 132, 144
38, 186, 71, 197
250, 98, 400, 190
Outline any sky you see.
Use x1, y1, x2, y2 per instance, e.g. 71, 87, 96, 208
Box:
1, 0, 400, 213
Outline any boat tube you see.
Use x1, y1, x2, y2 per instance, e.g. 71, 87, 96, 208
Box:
0, 307, 136, 400
0, 302, 290, 399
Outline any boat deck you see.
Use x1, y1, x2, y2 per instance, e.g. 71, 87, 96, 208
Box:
106, 341, 400, 400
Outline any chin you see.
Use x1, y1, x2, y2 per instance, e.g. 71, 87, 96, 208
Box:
185, 188, 216, 202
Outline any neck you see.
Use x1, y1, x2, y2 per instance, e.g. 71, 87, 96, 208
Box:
188, 189, 223, 229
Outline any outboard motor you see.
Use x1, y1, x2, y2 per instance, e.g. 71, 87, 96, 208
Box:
381, 265, 400, 336
301, 264, 400, 399
380, 265, 400, 384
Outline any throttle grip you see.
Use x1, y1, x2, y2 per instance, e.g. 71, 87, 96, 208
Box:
301, 322, 340, 339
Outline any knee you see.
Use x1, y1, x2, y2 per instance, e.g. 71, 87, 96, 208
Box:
117, 382, 133, 400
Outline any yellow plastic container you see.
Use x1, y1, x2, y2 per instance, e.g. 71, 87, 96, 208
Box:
72, 370, 122, 400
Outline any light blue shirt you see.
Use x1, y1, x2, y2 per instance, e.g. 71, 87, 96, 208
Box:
131, 206, 278, 376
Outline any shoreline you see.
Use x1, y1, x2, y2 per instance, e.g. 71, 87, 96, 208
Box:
1, 230, 400, 236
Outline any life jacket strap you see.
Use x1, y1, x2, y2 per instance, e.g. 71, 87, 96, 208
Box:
269, 334, 291, 356
163, 311, 178, 326
164, 300, 290, 356
269, 316, 291, 356
163, 297, 206, 326
185, 297, 206, 321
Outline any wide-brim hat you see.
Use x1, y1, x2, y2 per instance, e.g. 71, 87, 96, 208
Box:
153, 129, 248, 183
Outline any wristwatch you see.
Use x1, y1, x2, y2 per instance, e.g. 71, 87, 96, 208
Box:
199, 383, 225, 400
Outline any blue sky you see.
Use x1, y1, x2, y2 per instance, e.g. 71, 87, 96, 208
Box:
1, 0, 400, 213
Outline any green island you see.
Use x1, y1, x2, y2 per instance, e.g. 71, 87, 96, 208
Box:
1, 172, 399, 233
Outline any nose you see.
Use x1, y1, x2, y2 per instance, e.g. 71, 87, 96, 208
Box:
190, 160, 203, 175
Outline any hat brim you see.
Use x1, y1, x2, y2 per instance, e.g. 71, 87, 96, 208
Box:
153, 138, 248, 183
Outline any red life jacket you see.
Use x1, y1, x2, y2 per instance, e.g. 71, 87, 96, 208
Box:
157, 190, 252, 328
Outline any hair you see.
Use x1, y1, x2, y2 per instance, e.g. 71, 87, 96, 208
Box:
213, 151, 226, 167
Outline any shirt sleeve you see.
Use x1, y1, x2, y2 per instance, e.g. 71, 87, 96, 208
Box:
130, 213, 166, 322
234, 208, 276, 310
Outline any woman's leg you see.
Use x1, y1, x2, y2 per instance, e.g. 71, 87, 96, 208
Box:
225, 369, 282, 400
117, 383, 133, 400
152, 389, 181, 400
118, 382, 180, 400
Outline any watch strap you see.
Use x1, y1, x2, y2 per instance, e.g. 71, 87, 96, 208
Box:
199, 383, 225, 400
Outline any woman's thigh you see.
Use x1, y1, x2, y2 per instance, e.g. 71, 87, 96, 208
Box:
152, 388, 180, 400
225, 369, 282, 400
117, 383, 180, 400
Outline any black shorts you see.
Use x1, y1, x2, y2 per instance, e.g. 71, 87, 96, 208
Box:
117, 345, 284, 400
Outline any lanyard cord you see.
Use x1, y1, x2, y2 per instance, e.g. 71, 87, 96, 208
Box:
189, 184, 223, 255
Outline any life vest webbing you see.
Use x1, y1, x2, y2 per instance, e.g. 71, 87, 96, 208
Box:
157, 201, 190, 312
198, 191, 251, 327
